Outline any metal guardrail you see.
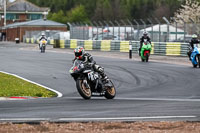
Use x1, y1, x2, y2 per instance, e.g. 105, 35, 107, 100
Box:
24, 38, 189, 56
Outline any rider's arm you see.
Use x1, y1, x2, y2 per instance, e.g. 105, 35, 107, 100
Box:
83, 53, 96, 67
190, 41, 194, 49
39, 36, 43, 41
148, 37, 151, 44
72, 58, 76, 63
140, 37, 143, 46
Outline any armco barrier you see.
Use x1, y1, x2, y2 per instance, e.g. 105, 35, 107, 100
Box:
24, 38, 189, 56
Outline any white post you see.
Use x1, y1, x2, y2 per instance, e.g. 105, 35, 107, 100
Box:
4, 0, 6, 26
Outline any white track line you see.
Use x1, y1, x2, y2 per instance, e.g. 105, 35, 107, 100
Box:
0, 118, 50, 121
58, 116, 197, 121
115, 97, 200, 102
64, 97, 200, 102
0, 116, 196, 122
0, 71, 63, 98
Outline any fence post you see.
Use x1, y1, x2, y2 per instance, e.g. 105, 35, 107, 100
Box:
91, 22, 94, 40
109, 21, 115, 38
121, 20, 126, 40
75, 22, 80, 39
85, 22, 89, 40
180, 18, 186, 42
67, 22, 72, 39
79, 22, 84, 40
98, 21, 104, 40
147, 18, 154, 41
170, 17, 178, 41
133, 19, 140, 41
140, 19, 146, 29
104, 20, 109, 37
163, 17, 170, 42
154, 18, 161, 42
115, 20, 120, 40
127, 19, 133, 41
93, 21, 98, 40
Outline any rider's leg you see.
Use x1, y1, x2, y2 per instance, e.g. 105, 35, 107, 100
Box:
187, 50, 192, 60
94, 64, 109, 81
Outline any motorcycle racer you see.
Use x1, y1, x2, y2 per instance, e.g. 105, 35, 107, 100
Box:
73, 46, 109, 82
139, 31, 151, 56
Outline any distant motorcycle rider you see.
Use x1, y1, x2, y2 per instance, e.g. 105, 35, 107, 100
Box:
139, 31, 151, 56
38, 32, 47, 49
73, 46, 109, 82
187, 34, 200, 60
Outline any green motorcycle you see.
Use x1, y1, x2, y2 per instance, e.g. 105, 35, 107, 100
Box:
140, 40, 152, 62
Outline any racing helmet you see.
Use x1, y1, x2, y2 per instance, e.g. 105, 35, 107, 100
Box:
41, 32, 45, 36
74, 46, 85, 59
192, 34, 198, 39
143, 31, 148, 37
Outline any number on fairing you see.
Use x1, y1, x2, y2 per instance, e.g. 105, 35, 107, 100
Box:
88, 72, 98, 81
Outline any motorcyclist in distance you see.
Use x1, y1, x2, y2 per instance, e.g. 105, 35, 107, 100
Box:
139, 31, 151, 56
187, 34, 200, 60
38, 32, 47, 49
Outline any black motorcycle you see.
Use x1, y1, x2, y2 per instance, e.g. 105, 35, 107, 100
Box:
69, 60, 116, 99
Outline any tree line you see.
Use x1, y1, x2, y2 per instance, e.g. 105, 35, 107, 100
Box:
27, 0, 199, 24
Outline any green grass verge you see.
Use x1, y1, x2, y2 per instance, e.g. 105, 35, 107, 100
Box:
0, 72, 57, 97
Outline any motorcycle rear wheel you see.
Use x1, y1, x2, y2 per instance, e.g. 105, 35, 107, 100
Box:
104, 81, 116, 99
198, 55, 200, 68
76, 79, 91, 99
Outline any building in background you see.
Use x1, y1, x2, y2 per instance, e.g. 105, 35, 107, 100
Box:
0, 0, 49, 26
1, 19, 67, 42
0, 0, 68, 42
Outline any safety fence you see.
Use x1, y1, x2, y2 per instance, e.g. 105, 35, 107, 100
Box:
24, 38, 189, 56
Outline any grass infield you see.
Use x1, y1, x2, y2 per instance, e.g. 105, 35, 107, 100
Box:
0, 72, 57, 97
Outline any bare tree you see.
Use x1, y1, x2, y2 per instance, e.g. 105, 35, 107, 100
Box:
174, 0, 200, 24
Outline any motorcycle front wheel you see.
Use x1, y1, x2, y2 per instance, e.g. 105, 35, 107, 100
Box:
104, 80, 116, 99
193, 55, 198, 68
41, 46, 45, 53
76, 79, 91, 99
145, 53, 149, 62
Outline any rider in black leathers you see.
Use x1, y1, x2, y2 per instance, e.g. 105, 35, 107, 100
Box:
187, 34, 200, 60
139, 31, 151, 56
73, 46, 109, 82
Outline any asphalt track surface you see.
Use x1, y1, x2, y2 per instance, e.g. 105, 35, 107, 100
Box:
0, 42, 200, 122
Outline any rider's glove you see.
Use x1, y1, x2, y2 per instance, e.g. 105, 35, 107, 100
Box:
88, 63, 94, 67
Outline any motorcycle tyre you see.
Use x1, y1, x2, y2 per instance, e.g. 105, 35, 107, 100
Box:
193, 55, 198, 68
76, 79, 91, 99
146, 53, 149, 62
104, 80, 116, 99
198, 55, 200, 68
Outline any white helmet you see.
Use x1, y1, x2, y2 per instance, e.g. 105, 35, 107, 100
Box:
41, 32, 45, 36
192, 34, 197, 39
143, 31, 148, 36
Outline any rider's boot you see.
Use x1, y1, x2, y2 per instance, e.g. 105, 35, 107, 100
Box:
139, 48, 141, 56
101, 73, 110, 83
187, 51, 191, 61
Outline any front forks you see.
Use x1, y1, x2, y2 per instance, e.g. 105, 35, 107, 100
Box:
83, 79, 90, 89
